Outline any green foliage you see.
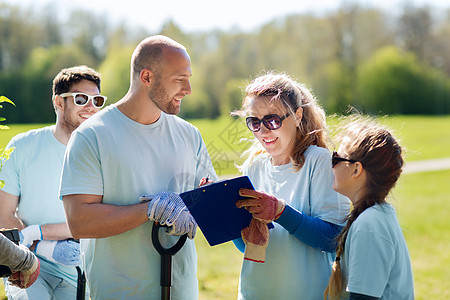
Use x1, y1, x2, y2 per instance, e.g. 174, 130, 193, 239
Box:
99, 46, 134, 103
0, 96, 15, 188
356, 46, 450, 114
179, 66, 215, 119
0, 96, 15, 129
0, 45, 96, 123
25, 45, 95, 79
219, 78, 246, 116
320, 60, 354, 113
1, 2, 450, 122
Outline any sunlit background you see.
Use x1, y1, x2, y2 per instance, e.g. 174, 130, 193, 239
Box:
1, 1, 450, 299
1, 0, 450, 122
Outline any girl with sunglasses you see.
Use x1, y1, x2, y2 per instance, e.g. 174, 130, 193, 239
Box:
232, 72, 350, 299
325, 118, 414, 300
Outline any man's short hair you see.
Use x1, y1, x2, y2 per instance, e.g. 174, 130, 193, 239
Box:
52, 65, 101, 96
131, 35, 186, 78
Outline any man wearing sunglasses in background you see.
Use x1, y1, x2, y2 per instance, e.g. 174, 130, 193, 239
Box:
0, 65, 106, 299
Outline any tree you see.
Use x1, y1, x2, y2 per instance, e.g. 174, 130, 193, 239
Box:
99, 46, 134, 104
398, 5, 432, 61
220, 78, 247, 116
356, 46, 450, 114
0, 96, 15, 188
0, 45, 95, 123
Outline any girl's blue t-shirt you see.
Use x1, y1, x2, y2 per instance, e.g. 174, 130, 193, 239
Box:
341, 203, 414, 299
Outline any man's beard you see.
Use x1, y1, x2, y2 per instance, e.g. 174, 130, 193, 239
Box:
148, 77, 180, 115
62, 107, 82, 134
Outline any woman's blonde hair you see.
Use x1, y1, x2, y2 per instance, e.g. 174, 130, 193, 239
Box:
233, 72, 329, 171
324, 116, 404, 299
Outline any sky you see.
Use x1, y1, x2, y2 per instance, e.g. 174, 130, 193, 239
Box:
4, 0, 450, 33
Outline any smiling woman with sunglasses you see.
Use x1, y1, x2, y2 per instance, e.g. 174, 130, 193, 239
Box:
231, 72, 350, 300
245, 112, 290, 132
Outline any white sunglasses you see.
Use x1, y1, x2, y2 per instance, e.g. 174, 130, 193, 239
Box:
60, 92, 107, 108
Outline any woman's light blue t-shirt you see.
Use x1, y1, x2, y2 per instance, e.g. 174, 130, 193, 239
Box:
238, 145, 350, 300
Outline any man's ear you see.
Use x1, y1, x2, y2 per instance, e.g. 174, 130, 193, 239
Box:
140, 68, 152, 86
295, 107, 303, 125
53, 95, 64, 111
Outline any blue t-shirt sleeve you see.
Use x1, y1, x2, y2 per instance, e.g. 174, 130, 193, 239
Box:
232, 237, 245, 253
276, 204, 343, 252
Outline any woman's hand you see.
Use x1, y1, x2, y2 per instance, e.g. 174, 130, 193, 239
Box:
236, 189, 286, 222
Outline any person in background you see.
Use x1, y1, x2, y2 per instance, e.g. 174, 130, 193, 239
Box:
232, 72, 351, 299
0, 65, 105, 299
0, 233, 40, 289
59, 35, 217, 299
324, 117, 414, 300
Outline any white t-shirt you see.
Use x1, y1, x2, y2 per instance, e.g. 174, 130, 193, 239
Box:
0, 126, 78, 287
238, 145, 351, 299
59, 106, 217, 300
342, 203, 414, 299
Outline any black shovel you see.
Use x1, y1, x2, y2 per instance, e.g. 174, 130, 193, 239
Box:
75, 265, 86, 300
151, 222, 187, 300
69, 239, 86, 300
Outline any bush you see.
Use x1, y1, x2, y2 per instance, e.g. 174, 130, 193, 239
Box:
356, 46, 450, 114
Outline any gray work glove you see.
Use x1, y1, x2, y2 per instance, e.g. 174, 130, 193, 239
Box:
140, 192, 197, 239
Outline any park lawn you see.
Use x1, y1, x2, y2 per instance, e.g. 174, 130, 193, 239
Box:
1, 170, 448, 299
2, 115, 450, 169
393, 169, 450, 299
1, 115, 449, 299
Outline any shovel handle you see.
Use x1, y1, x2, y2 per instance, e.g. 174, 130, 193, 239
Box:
151, 222, 187, 256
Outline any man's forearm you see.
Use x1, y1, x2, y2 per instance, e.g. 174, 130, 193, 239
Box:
0, 214, 25, 231
40, 223, 72, 241
64, 197, 149, 239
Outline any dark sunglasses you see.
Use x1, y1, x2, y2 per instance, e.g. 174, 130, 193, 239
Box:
60, 92, 107, 108
332, 151, 358, 168
246, 113, 290, 132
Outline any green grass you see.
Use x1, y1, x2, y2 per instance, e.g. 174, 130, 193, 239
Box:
1, 115, 450, 171
393, 170, 450, 299
1, 115, 450, 299
377, 115, 450, 161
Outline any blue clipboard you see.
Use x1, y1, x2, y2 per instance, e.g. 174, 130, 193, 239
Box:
180, 176, 254, 246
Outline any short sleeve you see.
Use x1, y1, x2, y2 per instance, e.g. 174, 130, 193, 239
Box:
59, 129, 103, 198
309, 150, 350, 225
